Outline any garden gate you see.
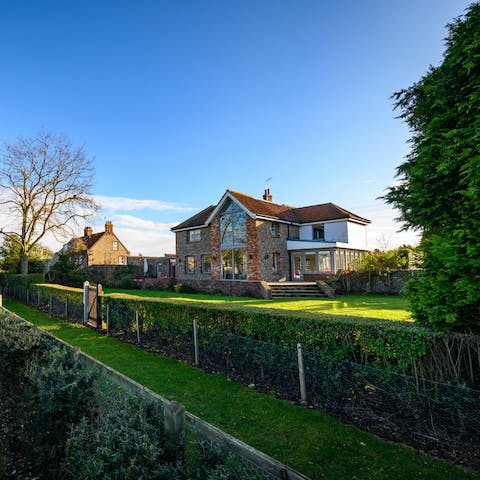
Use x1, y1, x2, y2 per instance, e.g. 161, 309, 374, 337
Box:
83, 281, 102, 329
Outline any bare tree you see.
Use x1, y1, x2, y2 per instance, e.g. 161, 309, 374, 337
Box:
0, 131, 98, 274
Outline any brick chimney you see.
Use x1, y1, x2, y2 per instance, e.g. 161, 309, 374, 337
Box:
262, 188, 272, 202
84, 226, 93, 238
105, 221, 113, 234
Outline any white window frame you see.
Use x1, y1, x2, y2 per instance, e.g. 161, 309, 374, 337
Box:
186, 255, 196, 273
272, 252, 280, 273
189, 229, 201, 242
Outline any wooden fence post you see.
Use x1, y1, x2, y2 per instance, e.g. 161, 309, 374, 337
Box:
297, 343, 307, 404
164, 401, 185, 454
106, 303, 110, 335
193, 318, 199, 365
135, 310, 141, 344
65, 294, 69, 319
49, 296, 52, 316
83, 281, 89, 325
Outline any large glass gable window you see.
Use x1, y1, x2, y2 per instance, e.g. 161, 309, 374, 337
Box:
219, 199, 247, 280
219, 199, 246, 246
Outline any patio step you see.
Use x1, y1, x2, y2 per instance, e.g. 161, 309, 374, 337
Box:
268, 282, 326, 298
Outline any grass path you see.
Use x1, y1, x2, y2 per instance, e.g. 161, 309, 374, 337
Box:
4, 299, 476, 480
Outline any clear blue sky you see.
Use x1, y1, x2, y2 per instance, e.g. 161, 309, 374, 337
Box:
0, 0, 471, 255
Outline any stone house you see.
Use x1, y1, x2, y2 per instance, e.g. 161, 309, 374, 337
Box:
171, 189, 370, 295
61, 221, 130, 266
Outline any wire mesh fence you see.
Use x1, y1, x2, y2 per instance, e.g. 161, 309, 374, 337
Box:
5, 285, 480, 450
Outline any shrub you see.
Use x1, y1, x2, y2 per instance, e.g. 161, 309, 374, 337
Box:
173, 283, 196, 294
64, 390, 178, 480
103, 296, 435, 373
0, 311, 49, 393
119, 274, 139, 289
22, 347, 97, 478
5, 273, 45, 288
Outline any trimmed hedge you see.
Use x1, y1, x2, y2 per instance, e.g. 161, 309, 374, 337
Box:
104, 297, 437, 372
1, 273, 45, 289
16, 284, 480, 386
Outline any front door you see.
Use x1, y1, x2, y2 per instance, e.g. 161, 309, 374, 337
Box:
292, 253, 303, 281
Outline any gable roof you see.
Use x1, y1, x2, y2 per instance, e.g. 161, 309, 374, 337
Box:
84, 232, 104, 249
228, 190, 294, 219
172, 205, 215, 231
171, 190, 370, 231
62, 229, 130, 254
288, 203, 370, 224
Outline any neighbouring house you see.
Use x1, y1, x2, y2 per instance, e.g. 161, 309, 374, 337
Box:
171, 189, 370, 295
60, 221, 130, 266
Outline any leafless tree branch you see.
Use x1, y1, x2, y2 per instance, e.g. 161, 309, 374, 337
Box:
0, 131, 99, 273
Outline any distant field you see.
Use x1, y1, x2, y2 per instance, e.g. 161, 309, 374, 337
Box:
103, 288, 412, 322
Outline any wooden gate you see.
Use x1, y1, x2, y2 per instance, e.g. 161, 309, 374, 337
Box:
83, 282, 103, 329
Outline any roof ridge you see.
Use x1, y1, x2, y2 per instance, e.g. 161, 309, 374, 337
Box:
227, 189, 296, 209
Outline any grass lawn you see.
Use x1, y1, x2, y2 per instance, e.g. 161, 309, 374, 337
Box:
4, 299, 476, 480
103, 288, 412, 322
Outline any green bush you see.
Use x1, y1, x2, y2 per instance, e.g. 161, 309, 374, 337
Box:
119, 274, 139, 289
173, 283, 196, 294
48, 253, 88, 288
0, 310, 50, 392
104, 296, 436, 372
28, 284, 480, 384
65, 390, 258, 480
65, 391, 179, 480
5, 273, 45, 288
22, 347, 97, 478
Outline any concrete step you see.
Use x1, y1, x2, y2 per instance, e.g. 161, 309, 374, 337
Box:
268, 282, 326, 298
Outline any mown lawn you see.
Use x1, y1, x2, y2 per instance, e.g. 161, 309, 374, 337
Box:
103, 288, 412, 322
4, 299, 476, 480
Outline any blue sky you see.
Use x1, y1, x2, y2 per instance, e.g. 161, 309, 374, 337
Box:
0, 0, 471, 255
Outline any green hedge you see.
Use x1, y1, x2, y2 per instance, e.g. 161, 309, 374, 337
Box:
27, 283, 438, 371
103, 296, 438, 372
1, 273, 45, 288
24, 284, 480, 385
31, 284, 84, 304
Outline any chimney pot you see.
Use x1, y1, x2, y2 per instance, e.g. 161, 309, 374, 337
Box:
105, 221, 113, 234
84, 226, 93, 237
263, 188, 272, 202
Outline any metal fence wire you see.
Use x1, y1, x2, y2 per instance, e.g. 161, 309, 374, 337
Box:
5, 285, 480, 450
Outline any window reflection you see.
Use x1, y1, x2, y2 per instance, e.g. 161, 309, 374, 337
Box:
220, 199, 248, 280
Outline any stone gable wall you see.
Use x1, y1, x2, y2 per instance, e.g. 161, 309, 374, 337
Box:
256, 220, 290, 282
176, 227, 211, 281
210, 217, 220, 280
88, 233, 129, 266
246, 216, 259, 281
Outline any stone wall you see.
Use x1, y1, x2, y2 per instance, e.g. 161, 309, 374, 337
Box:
176, 226, 211, 281
85, 265, 142, 285
332, 269, 418, 295
256, 220, 289, 282
174, 278, 262, 297
246, 216, 259, 280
